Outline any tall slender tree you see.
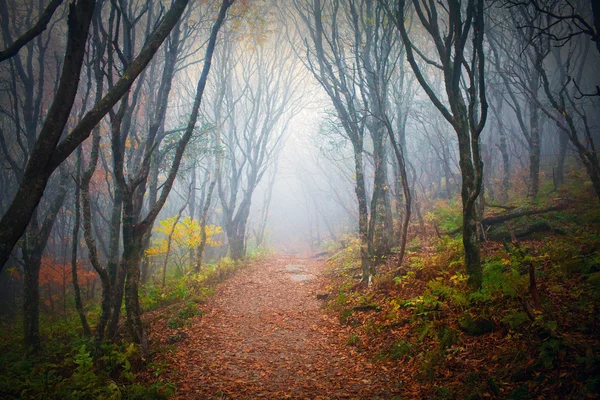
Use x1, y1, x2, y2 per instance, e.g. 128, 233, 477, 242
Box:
385, 0, 488, 289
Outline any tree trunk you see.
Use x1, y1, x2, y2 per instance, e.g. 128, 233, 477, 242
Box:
229, 235, 245, 261
141, 154, 159, 284
482, 143, 495, 202
443, 146, 454, 199
122, 229, 147, 348
371, 134, 393, 259
81, 177, 112, 346
21, 172, 69, 352
106, 172, 123, 340
527, 98, 541, 200
453, 103, 484, 290
581, 150, 600, 201
555, 130, 568, 185
457, 127, 483, 289
162, 202, 187, 287
353, 145, 372, 283
71, 150, 91, 338
0, 0, 190, 273
384, 115, 412, 269
228, 198, 251, 261
118, 0, 233, 350
498, 123, 510, 203
188, 166, 197, 267
107, 258, 125, 339
0, 0, 96, 273
23, 255, 41, 351
591, 0, 600, 54
196, 179, 216, 271
392, 0, 487, 289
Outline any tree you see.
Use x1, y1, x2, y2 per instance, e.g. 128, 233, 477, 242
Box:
292, 0, 407, 282
0, 0, 63, 63
145, 215, 222, 275
213, 29, 300, 261
386, 0, 488, 289
507, 0, 600, 201
0, 0, 89, 351
487, 17, 545, 200
21, 170, 69, 350
115, 0, 234, 349
0, 0, 191, 273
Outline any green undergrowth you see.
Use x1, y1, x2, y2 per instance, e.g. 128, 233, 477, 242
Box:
0, 257, 244, 399
140, 257, 240, 312
325, 190, 600, 399
246, 245, 275, 262
326, 235, 362, 276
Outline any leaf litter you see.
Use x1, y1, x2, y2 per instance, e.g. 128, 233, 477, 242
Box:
153, 254, 409, 399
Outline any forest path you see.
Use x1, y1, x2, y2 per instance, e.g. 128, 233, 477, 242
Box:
161, 254, 403, 399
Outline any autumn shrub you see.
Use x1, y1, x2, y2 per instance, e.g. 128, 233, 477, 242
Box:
427, 277, 468, 308
471, 258, 527, 303
140, 256, 241, 312
500, 309, 530, 329
320, 237, 341, 253
322, 191, 600, 398
431, 385, 454, 399
145, 216, 223, 270
139, 279, 191, 311
326, 236, 361, 275
407, 235, 422, 252
167, 318, 185, 330
166, 301, 203, 330
177, 301, 202, 320
56, 344, 111, 399
372, 272, 396, 292
99, 342, 138, 380
437, 325, 459, 350
404, 291, 444, 320
432, 236, 463, 272
338, 308, 353, 325
381, 340, 412, 361
124, 381, 176, 400
393, 269, 417, 287
59, 342, 173, 399
418, 348, 444, 381
425, 199, 462, 232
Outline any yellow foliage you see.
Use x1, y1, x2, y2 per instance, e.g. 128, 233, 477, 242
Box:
145, 216, 223, 257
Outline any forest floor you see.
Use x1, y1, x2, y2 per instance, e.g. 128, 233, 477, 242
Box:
140, 189, 600, 399
150, 254, 410, 399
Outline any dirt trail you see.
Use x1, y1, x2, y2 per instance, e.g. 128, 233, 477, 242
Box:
161, 254, 404, 399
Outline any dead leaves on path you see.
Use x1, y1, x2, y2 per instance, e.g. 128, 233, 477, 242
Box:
146, 255, 409, 399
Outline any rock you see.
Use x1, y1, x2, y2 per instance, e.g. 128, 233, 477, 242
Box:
290, 274, 314, 282
285, 264, 308, 273
284, 264, 314, 282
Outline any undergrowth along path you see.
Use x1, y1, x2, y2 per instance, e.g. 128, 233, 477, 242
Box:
160, 254, 405, 399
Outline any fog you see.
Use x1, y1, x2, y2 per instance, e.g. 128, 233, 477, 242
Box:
0, 0, 599, 353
